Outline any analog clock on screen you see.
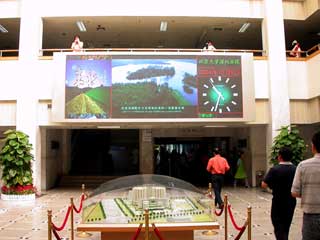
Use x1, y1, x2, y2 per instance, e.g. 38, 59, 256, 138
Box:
198, 76, 242, 117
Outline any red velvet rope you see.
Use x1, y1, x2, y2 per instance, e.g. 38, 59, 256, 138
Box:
52, 228, 62, 240
227, 205, 244, 231
152, 223, 165, 240
73, 194, 85, 213
234, 225, 247, 240
52, 206, 72, 231
214, 207, 224, 216
131, 223, 143, 240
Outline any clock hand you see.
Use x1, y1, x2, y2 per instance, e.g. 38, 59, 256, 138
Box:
211, 83, 225, 100
214, 95, 221, 111
211, 83, 221, 95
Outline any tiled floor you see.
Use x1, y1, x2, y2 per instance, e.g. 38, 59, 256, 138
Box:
0, 187, 303, 240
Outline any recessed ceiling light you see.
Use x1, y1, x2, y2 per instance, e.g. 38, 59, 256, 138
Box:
160, 21, 168, 32
97, 126, 121, 129
76, 21, 87, 32
238, 22, 250, 33
0, 24, 8, 33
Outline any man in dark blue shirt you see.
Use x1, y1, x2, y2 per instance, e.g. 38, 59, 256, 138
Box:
261, 147, 296, 240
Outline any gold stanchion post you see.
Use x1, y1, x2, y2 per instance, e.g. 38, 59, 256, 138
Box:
224, 194, 228, 240
48, 210, 52, 240
76, 187, 93, 238
70, 198, 74, 240
201, 198, 218, 236
82, 184, 85, 195
144, 209, 150, 240
208, 182, 212, 196
248, 206, 252, 240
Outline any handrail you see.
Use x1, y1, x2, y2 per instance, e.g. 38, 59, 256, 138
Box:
1, 43, 319, 59
285, 50, 308, 58
306, 44, 320, 56
0, 49, 19, 57
39, 48, 266, 56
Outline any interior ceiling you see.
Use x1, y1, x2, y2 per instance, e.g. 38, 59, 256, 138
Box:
0, 12, 319, 51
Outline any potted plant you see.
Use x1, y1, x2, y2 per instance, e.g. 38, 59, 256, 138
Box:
270, 125, 306, 166
0, 129, 36, 200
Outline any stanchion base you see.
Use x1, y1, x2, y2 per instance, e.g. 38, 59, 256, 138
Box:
76, 231, 93, 238
202, 230, 218, 236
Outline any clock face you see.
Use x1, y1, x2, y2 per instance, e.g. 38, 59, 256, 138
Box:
198, 75, 243, 118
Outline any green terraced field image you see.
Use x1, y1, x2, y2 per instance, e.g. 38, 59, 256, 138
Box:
65, 87, 110, 118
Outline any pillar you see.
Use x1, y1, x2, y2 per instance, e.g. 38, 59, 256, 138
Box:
139, 129, 154, 174
262, 0, 290, 169
16, 0, 43, 190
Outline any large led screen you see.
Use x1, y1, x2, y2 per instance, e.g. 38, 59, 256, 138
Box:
52, 52, 254, 122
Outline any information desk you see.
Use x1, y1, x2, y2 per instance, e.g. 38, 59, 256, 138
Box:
77, 221, 219, 240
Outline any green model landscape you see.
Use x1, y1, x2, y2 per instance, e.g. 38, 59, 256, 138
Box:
83, 202, 106, 223
83, 196, 214, 224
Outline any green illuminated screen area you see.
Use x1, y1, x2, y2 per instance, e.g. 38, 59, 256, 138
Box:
64, 55, 243, 119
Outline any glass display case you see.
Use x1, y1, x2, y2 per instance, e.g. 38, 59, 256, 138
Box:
78, 174, 219, 240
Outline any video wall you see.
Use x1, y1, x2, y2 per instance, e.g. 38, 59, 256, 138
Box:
53, 53, 255, 122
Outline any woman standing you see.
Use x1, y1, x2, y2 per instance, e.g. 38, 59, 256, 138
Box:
234, 151, 249, 187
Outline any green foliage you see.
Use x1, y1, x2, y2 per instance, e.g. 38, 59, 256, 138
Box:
112, 82, 191, 107
0, 129, 34, 193
126, 66, 175, 80
270, 125, 306, 166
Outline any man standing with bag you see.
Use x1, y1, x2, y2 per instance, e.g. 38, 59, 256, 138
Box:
292, 131, 320, 240
206, 148, 230, 209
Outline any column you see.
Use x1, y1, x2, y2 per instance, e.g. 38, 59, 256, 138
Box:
16, 0, 43, 190
262, 0, 290, 169
139, 129, 154, 174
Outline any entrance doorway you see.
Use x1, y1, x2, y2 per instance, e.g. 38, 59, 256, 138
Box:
70, 129, 139, 176
154, 137, 233, 186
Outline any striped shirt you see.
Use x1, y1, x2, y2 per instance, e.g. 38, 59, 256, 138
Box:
291, 153, 320, 213
206, 154, 230, 175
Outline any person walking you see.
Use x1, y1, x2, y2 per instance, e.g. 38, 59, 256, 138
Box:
233, 150, 249, 187
206, 148, 230, 209
261, 147, 296, 240
292, 131, 320, 240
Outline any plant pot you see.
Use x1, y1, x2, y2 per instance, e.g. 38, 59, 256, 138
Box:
1, 193, 35, 201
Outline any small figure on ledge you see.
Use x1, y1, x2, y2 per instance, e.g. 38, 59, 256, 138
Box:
71, 35, 84, 52
203, 40, 216, 51
289, 40, 301, 58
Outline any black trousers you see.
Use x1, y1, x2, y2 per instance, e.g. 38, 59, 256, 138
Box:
271, 200, 296, 240
212, 174, 224, 206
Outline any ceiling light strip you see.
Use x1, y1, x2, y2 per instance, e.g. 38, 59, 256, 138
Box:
238, 23, 250, 33
76, 21, 87, 32
0, 24, 8, 33
160, 21, 168, 32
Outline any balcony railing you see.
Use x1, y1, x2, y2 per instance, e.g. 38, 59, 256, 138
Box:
38, 48, 267, 57
0, 44, 319, 60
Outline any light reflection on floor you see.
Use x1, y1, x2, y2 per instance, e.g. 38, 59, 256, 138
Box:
0, 187, 302, 240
